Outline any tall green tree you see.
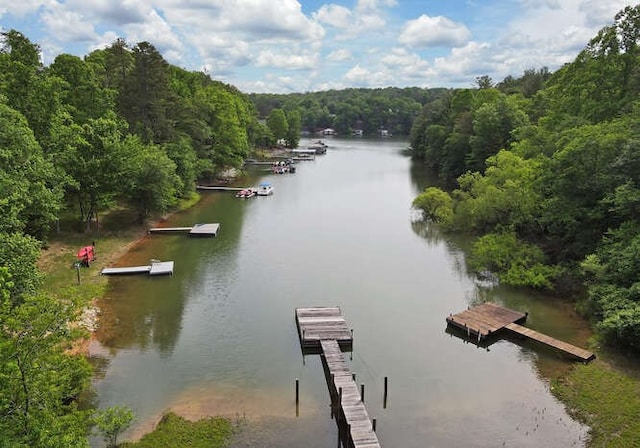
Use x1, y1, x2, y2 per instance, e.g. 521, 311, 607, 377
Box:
266, 108, 288, 143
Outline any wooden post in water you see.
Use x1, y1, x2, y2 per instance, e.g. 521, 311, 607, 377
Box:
383, 376, 388, 409
373, 418, 377, 432
360, 384, 365, 403
295, 378, 299, 404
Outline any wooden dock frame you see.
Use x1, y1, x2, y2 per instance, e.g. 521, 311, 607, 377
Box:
295, 307, 381, 448
446, 302, 595, 362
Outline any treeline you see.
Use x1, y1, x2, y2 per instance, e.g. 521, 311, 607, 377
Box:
1, 31, 269, 237
411, 6, 640, 351
250, 87, 447, 136
0, 30, 270, 446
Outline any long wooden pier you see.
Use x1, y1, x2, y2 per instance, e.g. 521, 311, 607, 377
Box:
295, 307, 381, 448
148, 223, 220, 237
446, 302, 595, 362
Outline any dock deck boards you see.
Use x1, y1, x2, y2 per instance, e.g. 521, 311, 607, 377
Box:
296, 307, 353, 349
321, 339, 381, 448
446, 302, 595, 362
446, 302, 526, 337
295, 307, 380, 448
505, 323, 595, 361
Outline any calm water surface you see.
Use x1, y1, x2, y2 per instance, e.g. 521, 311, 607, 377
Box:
91, 138, 590, 447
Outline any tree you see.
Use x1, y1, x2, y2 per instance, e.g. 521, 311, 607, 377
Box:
266, 108, 288, 143
285, 109, 301, 148
0, 103, 63, 238
124, 138, 180, 222
0, 289, 92, 446
118, 42, 172, 143
412, 187, 454, 225
93, 405, 134, 448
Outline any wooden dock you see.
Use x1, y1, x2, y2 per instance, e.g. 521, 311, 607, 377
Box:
196, 185, 245, 191
101, 261, 174, 276
446, 302, 594, 362
295, 307, 380, 448
296, 306, 353, 350
148, 223, 220, 237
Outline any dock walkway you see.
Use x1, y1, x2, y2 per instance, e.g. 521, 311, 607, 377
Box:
446, 302, 594, 362
295, 307, 380, 448
101, 261, 174, 276
148, 223, 220, 237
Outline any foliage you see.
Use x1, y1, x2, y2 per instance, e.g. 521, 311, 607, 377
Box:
412, 187, 454, 225
469, 231, 558, 289
0, 290, 92, 447
0, 103, 63, 238
410, 5, 640, 348
119, 413, 233, 448
93, 405, 135, 448
250, 86, 436, 136
266, 108, 288, 142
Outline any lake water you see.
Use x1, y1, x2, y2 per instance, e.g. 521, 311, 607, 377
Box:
90, 137, 591, 447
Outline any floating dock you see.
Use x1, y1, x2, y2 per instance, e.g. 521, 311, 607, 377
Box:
295, 307, 381, 448
446, 302, 595, 362
148, 223, 220, 237
101, 261, 174, 276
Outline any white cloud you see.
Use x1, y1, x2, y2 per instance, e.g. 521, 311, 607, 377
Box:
124, 9, 184, 56
256, 49, 319, 70
399, 15, 470, 48
326, 48, 352, 62
40, 5, 96, 42
344, 63, 392, 87
381, 47, 432, 80
315, 4, 352, 29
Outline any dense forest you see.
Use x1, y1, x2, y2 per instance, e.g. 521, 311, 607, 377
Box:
411, 5, 640, 351
250, 87, 447, 136
0, 30, 270, 446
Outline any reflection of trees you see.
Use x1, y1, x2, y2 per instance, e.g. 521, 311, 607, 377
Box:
95, 191, 246, 357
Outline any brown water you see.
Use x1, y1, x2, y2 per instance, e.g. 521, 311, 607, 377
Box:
90, 137, 591, 447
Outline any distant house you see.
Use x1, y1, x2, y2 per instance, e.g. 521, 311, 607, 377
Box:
322, 128, 337, 136
352, 129, 363, 136
379, 129, 391, 137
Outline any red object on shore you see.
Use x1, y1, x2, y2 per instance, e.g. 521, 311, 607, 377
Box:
77, 245, 95, 266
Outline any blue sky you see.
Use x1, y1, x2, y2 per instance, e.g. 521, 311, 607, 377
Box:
0, 1, 633, 93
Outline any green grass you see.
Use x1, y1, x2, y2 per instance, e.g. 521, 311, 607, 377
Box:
119, 413, 233, 448
552, 360, 640, 447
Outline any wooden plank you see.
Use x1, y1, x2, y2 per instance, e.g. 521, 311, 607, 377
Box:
505, 323, 595, 361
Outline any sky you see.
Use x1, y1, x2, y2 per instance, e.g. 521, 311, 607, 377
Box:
0, 0, 633, 93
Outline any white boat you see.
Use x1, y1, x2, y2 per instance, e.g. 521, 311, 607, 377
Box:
255, 182, 274, 196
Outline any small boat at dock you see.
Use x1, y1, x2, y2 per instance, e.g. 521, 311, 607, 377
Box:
235, 188, 256, 198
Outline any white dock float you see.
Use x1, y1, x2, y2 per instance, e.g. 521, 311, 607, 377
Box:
148, 223, 220, 237
101, 261, 174, 276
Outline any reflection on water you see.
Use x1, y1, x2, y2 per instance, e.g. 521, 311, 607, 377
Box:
91, 137, 591, 447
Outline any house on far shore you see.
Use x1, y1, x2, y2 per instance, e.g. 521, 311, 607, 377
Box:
379, 129, 391, 137
352, 129, 363, 136
321, 128, 337, 136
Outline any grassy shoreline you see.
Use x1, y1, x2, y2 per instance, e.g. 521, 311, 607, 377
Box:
41, 194, 640, 447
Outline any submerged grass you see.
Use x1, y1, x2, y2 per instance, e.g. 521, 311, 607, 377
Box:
119, 413, 233, 448
552, 359, 640, 447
